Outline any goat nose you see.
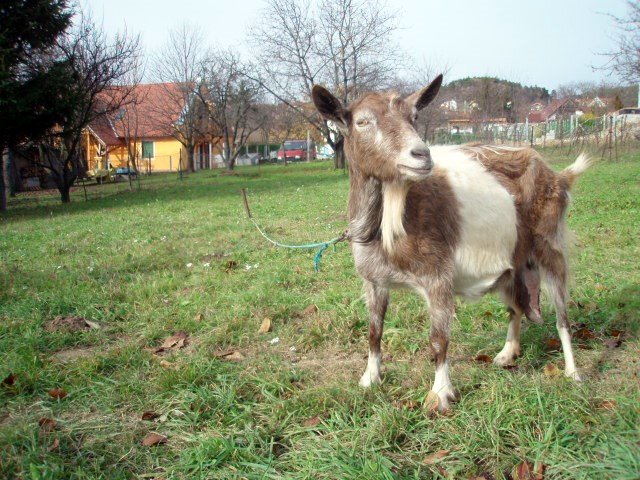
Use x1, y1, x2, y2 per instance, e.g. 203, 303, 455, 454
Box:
410, 148, 431, 160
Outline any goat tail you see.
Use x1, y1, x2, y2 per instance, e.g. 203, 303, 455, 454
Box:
561, 153, 593, 188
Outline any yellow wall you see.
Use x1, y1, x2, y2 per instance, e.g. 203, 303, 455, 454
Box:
107, 137, 186, 172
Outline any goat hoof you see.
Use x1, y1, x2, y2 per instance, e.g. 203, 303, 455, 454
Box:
425, 387, 456, 413
359, 372, 381, 388
493, 351, 518, 367
565, 370, 582, 382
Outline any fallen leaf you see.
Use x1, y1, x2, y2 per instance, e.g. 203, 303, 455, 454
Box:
300, 304, 318, 317
470, 474, 495, 480
1, 373, 16, 387
142, 411, 160, 421
577, 343, 593, 350
159, 360, 177, 369
483, 311, 493, 317
258, 317, 272, 334
224, 260, 238, 272
543, 363, 561, 377
574, 327, 596, 341
608, 329, 625, 338
545, 338, 561, 351
48, 437, 60, 451
194, 313, 204, 322
594, 283, 607, 291
597, 399, 617, 410
474, 354, 493, 364
512, 460, 544, 480
603, 338, 622, 349
154, 331, 189, 354
220, 351, 245, 362
423, 449, 450, 465
38, 418, 57, 433
141, 432, 167, 446
423, 391, 440, 413
48, 388, 68, 400
304, 416, 321, 427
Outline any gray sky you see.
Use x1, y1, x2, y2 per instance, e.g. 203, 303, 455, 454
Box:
87, 0, 628, 91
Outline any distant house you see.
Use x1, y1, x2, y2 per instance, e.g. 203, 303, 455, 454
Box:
439, 99, 458, 111
85, 82, 219, 173
528, 98, 581, 123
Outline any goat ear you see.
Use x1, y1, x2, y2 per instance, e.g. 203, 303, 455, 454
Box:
406, 74, 443, 111
312, 85, 351, 131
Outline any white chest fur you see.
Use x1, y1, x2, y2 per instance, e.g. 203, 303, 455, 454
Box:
431, 147, 518, 299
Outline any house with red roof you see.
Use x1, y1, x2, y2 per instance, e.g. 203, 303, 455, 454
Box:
85, 82, 220, 173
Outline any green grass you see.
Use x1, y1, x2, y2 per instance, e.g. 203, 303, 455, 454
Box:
1, 149, 639, 479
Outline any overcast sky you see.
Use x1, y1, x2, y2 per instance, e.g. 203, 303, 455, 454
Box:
86, 0, 628, 91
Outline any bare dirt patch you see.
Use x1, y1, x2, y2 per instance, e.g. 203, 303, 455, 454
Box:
51, 346, 98, 363
45, 316, 100, 333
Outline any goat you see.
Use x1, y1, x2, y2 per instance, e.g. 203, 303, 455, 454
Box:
311, 75, 592, 411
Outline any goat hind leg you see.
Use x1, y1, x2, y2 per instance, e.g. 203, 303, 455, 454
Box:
359, 281, 389, 388
493, 307, 522, 366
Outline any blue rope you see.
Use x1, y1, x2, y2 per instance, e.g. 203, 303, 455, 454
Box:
248, 215, 347, 272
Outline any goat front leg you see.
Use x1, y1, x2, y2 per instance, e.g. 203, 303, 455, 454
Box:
359, 281, 389, 387
424, 283, 456, 411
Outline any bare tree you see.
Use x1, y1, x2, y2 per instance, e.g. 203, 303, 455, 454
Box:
198, 49, 264, 171
604, 1, 640, 84
151, 23, 205, 172
249, 0, 400, 169
113, 59, 146, 190
36, 11, 140, 203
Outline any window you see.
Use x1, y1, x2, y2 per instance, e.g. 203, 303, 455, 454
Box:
141, 141, 154, 159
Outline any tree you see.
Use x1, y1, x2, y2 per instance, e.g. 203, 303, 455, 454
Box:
151, 23, 205, 172
198, 49, 264, 171
34, 11, 141, 203
605, 1, 640, 84
249, 0, 399, 169
0, 0, 72, 211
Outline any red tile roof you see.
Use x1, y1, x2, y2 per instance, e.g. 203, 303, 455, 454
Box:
88, 83, 192, 146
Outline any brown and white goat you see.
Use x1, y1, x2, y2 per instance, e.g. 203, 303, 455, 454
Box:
312, 75, 591, 411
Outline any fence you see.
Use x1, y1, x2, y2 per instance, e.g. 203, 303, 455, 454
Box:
434, 113, 640, 161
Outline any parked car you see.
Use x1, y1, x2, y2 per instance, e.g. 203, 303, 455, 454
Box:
277, 140, 316, 161
116, 167, 138, 177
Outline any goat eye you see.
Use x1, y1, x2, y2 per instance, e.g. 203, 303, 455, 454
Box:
356, 119, 370, 127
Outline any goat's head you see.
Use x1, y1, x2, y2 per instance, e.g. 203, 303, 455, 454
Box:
311, 75, 443, 182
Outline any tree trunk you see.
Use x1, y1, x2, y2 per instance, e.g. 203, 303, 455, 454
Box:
60, 184, 71, 203
0, 142, 7, 213
334, 136, 346, 170
188, 145, 196, 172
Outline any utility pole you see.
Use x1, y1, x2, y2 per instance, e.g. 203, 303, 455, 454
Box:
306, 129, 310, 162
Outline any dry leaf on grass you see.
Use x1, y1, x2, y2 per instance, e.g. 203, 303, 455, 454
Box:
299, 304, 318, 317
258, 317, 272, 334
474, 354, 493, 364
608, 329, 625, 338
545, 338, 561, 351
574, 327, 596, 341
141, 432, 167, 446
142, 411, 160, 421
597, 399, 617, 410
154, 331, 189, 355
38, 418, 58, 433
1, 373, 16, 387
48, 437, 60, 451
194, 313, 204, 322
159, 360, 178, 369
393, 398, 419, 410
216, 350, 245, 362
423, 449, 450, 465
303, 416, 321, 427
543, 363, 561, 377
48, 388, 68, 400
512, 460, 545, 480
224, 260, 238, 272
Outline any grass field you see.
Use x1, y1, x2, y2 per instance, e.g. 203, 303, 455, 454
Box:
1, 148, 639, 479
